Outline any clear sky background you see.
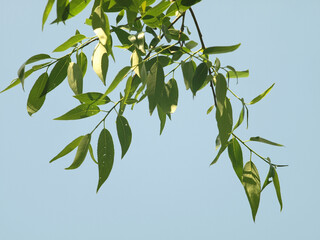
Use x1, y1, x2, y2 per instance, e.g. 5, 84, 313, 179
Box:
1, 0, 319, 239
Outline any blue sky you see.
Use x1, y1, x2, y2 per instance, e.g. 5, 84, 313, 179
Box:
1, 0, 320, 239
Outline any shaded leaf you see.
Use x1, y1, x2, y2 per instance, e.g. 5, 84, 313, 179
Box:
228, 138, 243, 181
249, 83, 275, 105
53, 34, 86, 52
42, 56, 71, 95
191, 62, 208, 95
243, 161, 261, 221
65, 134, 91, 170
181, 60, 195, 90
76, 51, 87, 76
50, 135, 83, 163
210, 144, 227, 165
203, 43, 241, 55
116, 115, 132, 158
216, 98, 233, 146
73, 92, 110, 105
215, 73, 227, 116
273, 168, 283, 211
181, 0, 202, 7
54, 104, 100, 120
67, 62, 83, 95
146, 61, 165, 115
249, 136, 284, 147
27, 72, 48, 116
88, 144, 98, 164
97, 128, 114, 192
157, 105, 166, 135
233, 105, 245, 131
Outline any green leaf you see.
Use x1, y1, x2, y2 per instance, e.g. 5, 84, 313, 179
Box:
42, 0, 55, 30
42, 56, 71, 95
203, 43, 241, 55
92, 43, 109, 85
1, 69, 34, 93
73, 92, 110, 105
191, 62, 208, 95
56, 0, 68, 22
227, 70, 249, 79
233, 105, 245, 131
68, 0, 92, 18
185, 40, 198, 50
181, 0, 201, 7
116, 9, 125, 24
54, 104, 100, 120
159, 78, 178, 114
116, 115, 132, 158
248, 83, 275, 105
27, 72, 48, 116
228, 138, 243, 181
25, 54, 51, 64
76, 52, 87, 77
242, 161, 261, 221
53, 34, 86, 52
215, 73, 227, 116
207, 105, 214, 115
65, 134, 91, 170
181, 60, 195, 90
216, 98, 233, 146
157, 105, 166, 135
273, 168, 283, 211
88, 144, 98, 164
146, 61, 165, 115
210, 144, 227, 165
92, 5, 110, 46
131, 49, 141, 77
50, 135, 83, 163
106, 66, 131, 95
249, 136, 284, 147
67, 62, 83, 95
144, 0, 171, 17
97, 128, 114, 192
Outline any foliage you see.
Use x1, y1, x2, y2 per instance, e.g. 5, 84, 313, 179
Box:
3, 0, 286, 221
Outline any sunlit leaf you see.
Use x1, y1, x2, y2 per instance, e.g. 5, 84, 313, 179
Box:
88, 144, 98, 164
76, 51, 87, 76
27, 72, 48, 116
273, 168, 283, 211
207, 105, 214, 115
65, 134, 91, 170
248, 83, 275, 105
73, 92, 110, 105
144, 0, 171, 17
203, 43, 241, 55
42, 0, 55, 30
97, 128, 114, 192
249, 136, 284, 147
159, 78, 178, 114
131, 49, 141, 77
54, 104, 100, 120
210, 144, 227, 165
243, 161, 261, 221
42, 56, 71, 95
106, 66, 131, 95
92, 43, 109, 85
92, 5, 110, 46
116, 115, 132, 158
228, 138, 243, 181
233, 105, 245, 131
53, 34, 86, 52
50, 135, 83, 163
67, 62, 83, 95
227, 70, 249, 79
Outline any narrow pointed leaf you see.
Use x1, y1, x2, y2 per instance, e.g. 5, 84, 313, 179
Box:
216, 98, 233, 146
67, 62, 83, 95
207, 105, 214, 115
243, 161, 261, 221
65, 134, 91, 170
73, 92, 110, 105
76, 51, 87, 76
273, 168, 283, 211
2, 69, 35, 93
92, 5, 110, 46
92, 43, 109, 85
42, 0, 55, 30
181, 60, 195, 90
50, 136, 83, 163
203, 43, 241, 55
216, 73, 227, 115
97, 129, 114, 192
210, 144, 227, 165
227, 70, 249, 79
42, 56, 71, 95
88, 144, 98, 164
146, 62, 165, 115
54, 104, 100, 120
233, 106, 245, 131
53, 34, 86, 52
249, 136, 284, 147
228, 138, 243, 181
27, 72, 48, 116
106, 66, 131, 95
191, 62, 208, 95
157, 105, 166, 135
249, 83, 275, 105
116, 115, 132, 158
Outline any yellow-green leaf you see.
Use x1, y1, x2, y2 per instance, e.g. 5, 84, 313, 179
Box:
248, 83, 275, 105
53, 34, 86, 52
203, 43, 241, 55
65, 134, 91, 170
50, 136, 83, 163
67, 62, 83, 95
54, 104, 100, 120
92, 43, 109, 85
